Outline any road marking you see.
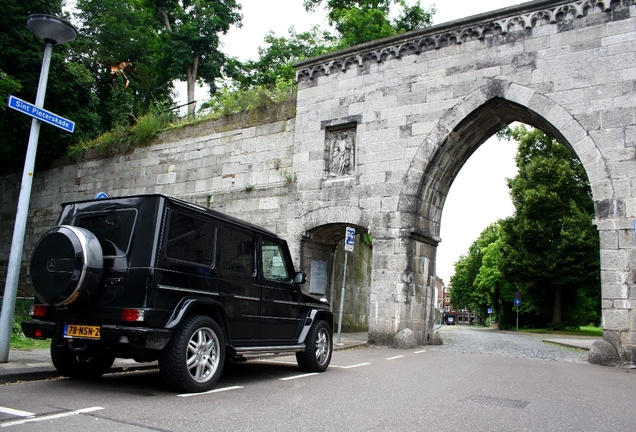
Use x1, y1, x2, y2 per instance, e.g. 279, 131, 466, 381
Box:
280, 373, 319, 381
386, 355, 405, 360
414, 350, 426, 354
1, 407, 103, 428
0, 407, 34, 418
178, 386, 243, 397
255, 359, 296, 365
330, 362, 371, 369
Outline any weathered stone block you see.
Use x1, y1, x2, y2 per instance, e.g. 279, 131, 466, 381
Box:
588, 339, 620, 365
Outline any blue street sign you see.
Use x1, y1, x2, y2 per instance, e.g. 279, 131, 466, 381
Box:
487, 308, 493, 314
513, 298, 522, 307
7, 95, 75, 133
344, 227, 355, 252
95, 192, 108, 199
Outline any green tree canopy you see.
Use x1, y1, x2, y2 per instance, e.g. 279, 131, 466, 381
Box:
499, 125, 600, 326
146, 0, 242, 115
228, 26, 335, 90
75, 0, 172, 129
450, 221, 512, 321
304, 0, 435, 47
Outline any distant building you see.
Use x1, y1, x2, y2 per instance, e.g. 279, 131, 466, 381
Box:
434, 276, 445, 324
443, 283, 481, 325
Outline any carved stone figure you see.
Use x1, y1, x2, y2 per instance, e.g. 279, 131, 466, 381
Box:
329, 129, 355, 177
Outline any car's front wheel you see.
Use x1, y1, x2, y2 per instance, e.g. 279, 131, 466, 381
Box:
50, 336, 115, 379
159, 315, 225, 393
296, 320, 332, 372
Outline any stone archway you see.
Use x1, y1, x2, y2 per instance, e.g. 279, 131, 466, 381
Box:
398, 80, 626, 361
297, 213, 372, 334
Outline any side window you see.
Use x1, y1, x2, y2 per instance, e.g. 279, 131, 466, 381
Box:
261, 239, 291, 282
220, 227, 254, 275
165, 211, 216, 266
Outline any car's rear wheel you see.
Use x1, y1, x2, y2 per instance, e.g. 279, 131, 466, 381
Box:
296, 320, 332, 372
50, 336, 115, 379
30, 225, 103, 307
159, 315, 225, 393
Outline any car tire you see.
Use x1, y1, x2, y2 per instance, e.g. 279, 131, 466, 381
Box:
30, 225, 103, 307
50, 336, 115, 379
296, 320, 332, 372
159, 315, 225, 393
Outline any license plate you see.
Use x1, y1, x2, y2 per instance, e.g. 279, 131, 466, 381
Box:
64, 324, 101, 339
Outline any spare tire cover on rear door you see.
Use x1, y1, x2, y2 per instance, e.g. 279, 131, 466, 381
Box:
30, 225, 104, 307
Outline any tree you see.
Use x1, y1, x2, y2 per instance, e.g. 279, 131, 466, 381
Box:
450, 222, 512, 322
304, 0, 435, 48
0, 0, 100, 170
75, 0, 172, 128
499, 126, 600, 326
145, 0, 242, 115
229, 26, 335, 90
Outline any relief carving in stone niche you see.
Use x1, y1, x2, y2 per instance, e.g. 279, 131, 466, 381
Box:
328, 128, 355, 177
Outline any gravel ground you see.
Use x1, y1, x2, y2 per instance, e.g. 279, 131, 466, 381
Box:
431, 325, 590, 363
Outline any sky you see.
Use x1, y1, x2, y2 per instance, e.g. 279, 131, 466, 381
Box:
208, 0, 523, 284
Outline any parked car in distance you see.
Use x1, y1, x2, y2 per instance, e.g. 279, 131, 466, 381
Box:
22, 194, 333, 393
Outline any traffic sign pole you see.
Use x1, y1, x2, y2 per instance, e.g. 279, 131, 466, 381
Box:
337, 227, 355, 343
337, 251, 348, 343
0, 41, 54, 362
513, 297, 522, 332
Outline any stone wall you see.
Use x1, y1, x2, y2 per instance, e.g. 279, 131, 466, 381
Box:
0, 102, 299, 294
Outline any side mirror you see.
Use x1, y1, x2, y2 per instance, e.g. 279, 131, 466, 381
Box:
294, 272, 306, 284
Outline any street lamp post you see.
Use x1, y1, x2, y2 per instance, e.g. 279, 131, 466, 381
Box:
0, 14, 77, 362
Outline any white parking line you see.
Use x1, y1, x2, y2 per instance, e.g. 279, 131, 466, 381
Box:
386, 355, 405, 360
0, 407, 34, 418
414, 350, 426, 354
1, 407, 103, 428
280, 373, 318, 381
178, 386, 243, 397
330, 362, 371, 369
254, 359, 297, 365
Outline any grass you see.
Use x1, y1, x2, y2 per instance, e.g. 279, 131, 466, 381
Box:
1, 297, 51, 351
518, 326, 602, 337
66, 82, 297, 161
66, 110, 173, 160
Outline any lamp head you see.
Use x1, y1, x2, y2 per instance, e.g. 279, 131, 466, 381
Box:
27, 14, 77, 45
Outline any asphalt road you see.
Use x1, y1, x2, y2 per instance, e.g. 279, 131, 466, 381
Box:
1, 326, 634, 431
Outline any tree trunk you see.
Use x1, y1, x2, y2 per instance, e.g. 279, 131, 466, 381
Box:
185, 55, 199, 117
553, 285, 562, 324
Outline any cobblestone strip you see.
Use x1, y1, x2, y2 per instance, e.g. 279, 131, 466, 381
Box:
430, 326, 589, 363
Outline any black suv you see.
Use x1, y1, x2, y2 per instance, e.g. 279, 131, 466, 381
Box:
22, 194, 333, 392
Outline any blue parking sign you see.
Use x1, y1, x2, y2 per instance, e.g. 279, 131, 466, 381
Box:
345, 227, 355, 252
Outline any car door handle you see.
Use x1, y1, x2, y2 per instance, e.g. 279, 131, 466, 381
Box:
262, 297, 272, 303
220, 292, 234, 299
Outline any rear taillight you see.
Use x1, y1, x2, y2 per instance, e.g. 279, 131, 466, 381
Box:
29, 305, 47, 317
34, 329, 44, 337
121, 309, 145, 322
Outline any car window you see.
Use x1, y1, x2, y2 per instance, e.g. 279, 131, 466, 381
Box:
220, 227, 254, 275
261, 239, 291, 282
74, 209, 137, 257
165, 211, 216, 266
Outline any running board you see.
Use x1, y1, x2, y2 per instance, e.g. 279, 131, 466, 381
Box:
233, 344, 306, 355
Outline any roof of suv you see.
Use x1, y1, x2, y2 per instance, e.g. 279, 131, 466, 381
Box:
62, 193, 281, 239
